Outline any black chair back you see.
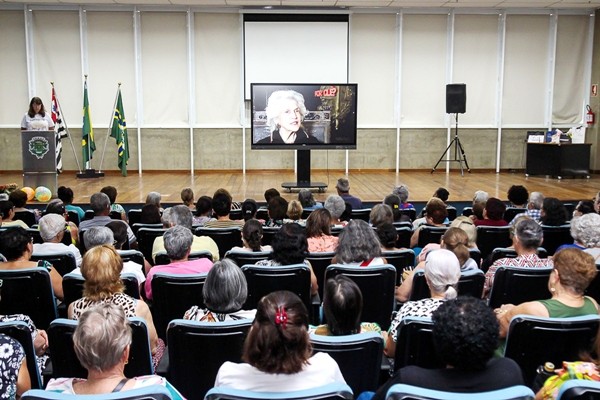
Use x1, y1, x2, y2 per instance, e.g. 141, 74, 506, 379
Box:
83, 210, 95, 222
132, 223, 163, 237
150, 272, 208, 340
446, 206, 457, 221
504, 207, 527, 223
118, 250, 147, 267
47, 317, 154, 379
66, 211, 80, 226
167, 319, 252, 400
541, 224, 573, 256
0, 321, 43, 388
195, 227, 242, 259
225, 250, 272, 267
382, 249, 416, 286
13, 211, 36, 227
395, 227, 413, 249
0, 268, 58, 330
416, 226, 448, 248
350, 208, 371, 222
154, 250, 213, 266
260, 226, 280, 246
394, 316, 444, 371
504, 315, 600, 386
241, 264, 312, 314
127, 209, 143, 225
408, 269, 485, 301
306, 252, 336, 301
62, 272, 141, 310
137, 228, 167, 264
399, 209, 416, 222
469, 248, 482, 268
476, 226, 512, 259
31, 252, 77, 276
325, 264, 396, 330
488, 266, 553, 309
310, 332, 383, 395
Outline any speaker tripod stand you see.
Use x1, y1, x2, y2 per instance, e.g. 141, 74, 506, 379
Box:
431, 113, 471, 176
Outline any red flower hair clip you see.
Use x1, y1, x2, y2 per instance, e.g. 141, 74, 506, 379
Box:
274, 306, 288, 329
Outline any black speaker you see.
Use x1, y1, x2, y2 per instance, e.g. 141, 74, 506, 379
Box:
446, 84, 466, 114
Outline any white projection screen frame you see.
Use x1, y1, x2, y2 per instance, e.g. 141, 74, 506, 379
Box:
243, 14, 349, 99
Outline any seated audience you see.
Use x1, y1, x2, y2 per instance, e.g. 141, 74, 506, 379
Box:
595, 191, 600, 213
336, 177, 362, 210
47, 303, 183, 397
312, 275, 381, 336
377, 223, 401, 252
139, 204, 162, 224
229, 219, 272, 253
324, 195, 347, 228
241, 199, 259, 222
9, 189, 37, 221
449, 216, 478, 249
0, 333, 30, 398
0, 227, 63, 300
0, 313, 49, 374
44, 199, 79, 245
473, 197, 507, 227
433, 187, 450, 205
68, 245, 163, 369
383, 194, 404, 222
184, 259, 256, 322
152, 205, 219, 262
214, 291, 345, 391
372, 297, 523, 400
145, 191, 163, 212
334, 219, 385, 266
556, 213, 600, 254
540, 197, 569, 226
285, 200, 304, 224
204, 190, 244, 228
507, 185, 529, 208
34, 213, 82, 267
410, 198, 448, 248
393, 185, 414, 210
298, 189, 322, 211
101, 186, 126, 220
256, 223, 318, 296
496, 248, 598, 339
469, 190, 489, 222
262, 188, 280, 206
145, 225, 213, 300
264, 196, 288, 227
510, 191, 544, 225
0, 200, 29, 229
572, 200, 596, 218
79, 193, 136, 247
193, 195, 214, 226
58, 186, 85, 222
370, 204, 394, 227
384, 249, 461, 357
484, 218, 553, 297
180, 187, 195, 211
305, 209, 338, 253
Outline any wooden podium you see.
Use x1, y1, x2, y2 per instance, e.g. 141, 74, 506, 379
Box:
21, 130, 57, 194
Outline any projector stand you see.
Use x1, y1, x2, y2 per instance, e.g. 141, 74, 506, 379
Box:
282, 150, 327, 193
431, 113, 471, 176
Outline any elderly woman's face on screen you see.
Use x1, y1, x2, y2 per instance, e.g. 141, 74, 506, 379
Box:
276, 98, 302, 134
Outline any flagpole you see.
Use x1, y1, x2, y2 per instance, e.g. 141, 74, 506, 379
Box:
84, 75, 91, 171
52, 82, 83, 173
77, 74, 103, 178
99, 83, 121, 173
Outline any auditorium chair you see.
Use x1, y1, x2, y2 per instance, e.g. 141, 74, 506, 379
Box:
22, 386, 173, 400
154, 250, 212, 265
137, 227, 167, 264
416, 226, 448, 249
13, 210, 36, 227
503, 207, 527, 223
487, 266, 552, 309
225, 250, 272, 267
540, 224, 573, 256
195, 227, 243, 259
127, 209, 143, 226
393, 316, 443, 371
385, 384, 534, 400
305, 251, 336, 301
350, 208, 371, 222
382, 249, 416, 286
31, 251, 77, 276
476, 226, 512, 260
556, 380, 600, 400
62, 272, 141, 311
0, 320, 44, 389
205, 383, 354, 400
407, 269, 485, 302
395, 226, 413, 249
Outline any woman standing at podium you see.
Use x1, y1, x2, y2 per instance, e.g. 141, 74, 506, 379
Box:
21, 97, 54, 131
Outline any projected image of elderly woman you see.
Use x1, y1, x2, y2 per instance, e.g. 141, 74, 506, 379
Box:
257, 90, 321, 145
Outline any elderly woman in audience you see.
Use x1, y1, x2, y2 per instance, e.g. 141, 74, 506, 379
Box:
194, 196, 214, 226
298, 189, 322, 211
312, 275, 381, 336
47, 303, 183, 397
34, 213, 82, 267
556, 213, 600, 255
285, 200, 304, 224
256, 223, 318, 296
473, 197, 507, 227
334, 219, 386, 266
540, 197, 569, 226
68, 245, 164, 368
144, 225, 213, 300
229, 219, 272, 253
0, 200, 29, 229
377, 223, 402, 252
184, 259, 256, 322
0, 333, 30, 398
449, 216, 478, 249
58, 186, 85, 222
370, 204, 394, 228
469, 190, 489, 222
372, 297, 523, 400
496, 248, 598, 339
385, 248, 461, 356
305, 208, 338, 253
140, 204, 162, 224
393, 185, 413, 210
484, 218, 553, 297
0, 227, 63, 300
145, 191, 163, 212
214, 291, 345, 391
324, 195, 347, 228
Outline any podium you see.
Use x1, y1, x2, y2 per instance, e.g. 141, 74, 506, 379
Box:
21, 130, 57, 195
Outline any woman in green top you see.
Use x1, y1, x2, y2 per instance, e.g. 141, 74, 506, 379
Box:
495, 248, 598, 339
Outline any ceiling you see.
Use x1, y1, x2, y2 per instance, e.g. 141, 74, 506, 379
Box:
2, 0, 599, 10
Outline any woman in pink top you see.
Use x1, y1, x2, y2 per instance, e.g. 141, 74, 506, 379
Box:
305, 209, 338, 253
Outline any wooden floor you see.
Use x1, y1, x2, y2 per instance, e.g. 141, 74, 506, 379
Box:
1, 170, 598, 205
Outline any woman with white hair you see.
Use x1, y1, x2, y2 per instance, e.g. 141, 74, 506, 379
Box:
46, 303, 183, 397
256, 90, 321, 145
383, 249, 461, 357
34, 213, 82, 267
556, 213, 600, 260
324, 195, 347, 227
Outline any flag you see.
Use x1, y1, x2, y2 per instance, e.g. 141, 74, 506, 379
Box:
81, 80, 96, 166
51, 86, 68, 173
110, 88, 130, 177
